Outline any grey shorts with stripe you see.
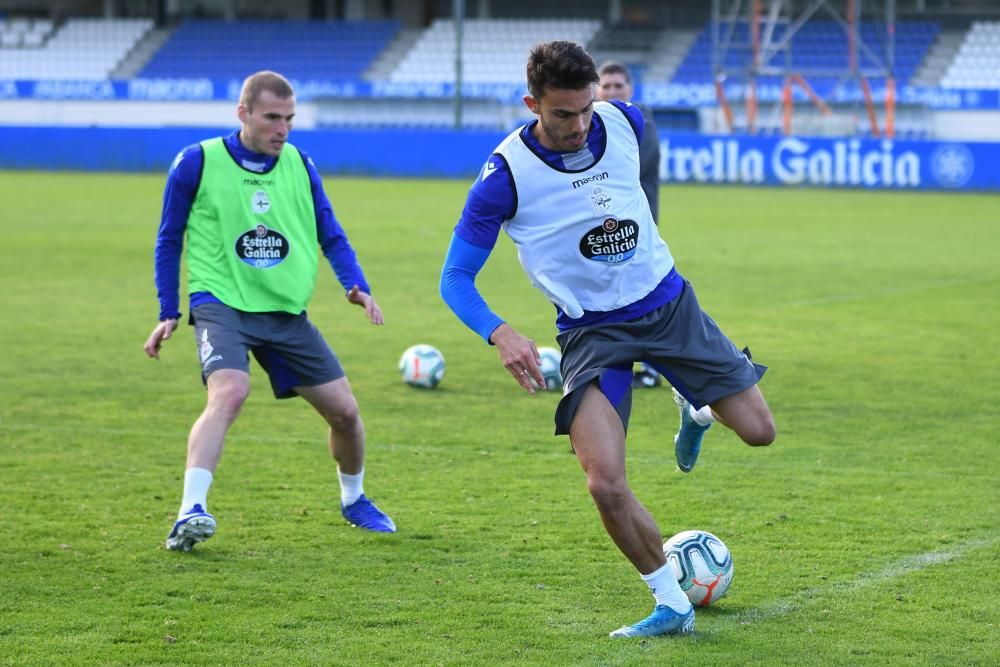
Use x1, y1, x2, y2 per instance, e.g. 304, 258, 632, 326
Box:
553, 280, 767, 435
191, 303, 345, 399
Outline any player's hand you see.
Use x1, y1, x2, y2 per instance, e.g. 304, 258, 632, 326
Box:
489, 323, 544, 394
346, 285, 384, 325
144, 318, 179, 359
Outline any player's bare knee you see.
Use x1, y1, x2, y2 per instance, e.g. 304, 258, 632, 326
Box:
587, 476, 628, 512
325, 400, 361, 432
208, 385, 249, 421
741, 416, 776, 446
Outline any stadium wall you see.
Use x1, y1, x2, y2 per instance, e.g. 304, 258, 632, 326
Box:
1, 125, 997, 191
0, 125, 504, 177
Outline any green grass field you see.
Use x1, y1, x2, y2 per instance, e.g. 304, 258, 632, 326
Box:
2, 171, 998, 665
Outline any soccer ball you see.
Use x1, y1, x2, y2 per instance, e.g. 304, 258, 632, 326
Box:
537, 346, 563, 391
399, 344, 445, 389
663, 529, 734, 606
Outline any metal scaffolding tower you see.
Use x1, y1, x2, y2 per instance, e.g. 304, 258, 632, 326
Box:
710, 0, 898, 137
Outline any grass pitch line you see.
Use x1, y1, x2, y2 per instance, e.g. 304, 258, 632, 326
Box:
717, 532, 999, 629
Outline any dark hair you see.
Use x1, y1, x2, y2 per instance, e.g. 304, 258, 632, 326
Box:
598, 61, 632, 85
526, 40, 599, 99
239, 70, 294, 111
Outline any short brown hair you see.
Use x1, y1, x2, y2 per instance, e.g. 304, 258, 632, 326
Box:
526, 41, 599, 99
239, 71, 294, 111
598, 61, 632, 85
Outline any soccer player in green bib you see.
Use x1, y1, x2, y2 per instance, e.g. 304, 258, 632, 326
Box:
145, 71, 396, 551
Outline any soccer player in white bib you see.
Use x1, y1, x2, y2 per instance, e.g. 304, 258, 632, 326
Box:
441, 41, 776, 638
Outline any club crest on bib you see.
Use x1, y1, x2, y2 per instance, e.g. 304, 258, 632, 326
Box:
251, 189, 271, 214
579, 217, 638, 264
236, 224, 289, 268
590, 186, 612, 215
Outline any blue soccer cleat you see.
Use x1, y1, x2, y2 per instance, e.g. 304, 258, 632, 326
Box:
341, 495, 396, 533
673, 388, 711, 473
166, 504, 216, 552
609, 604, 695, 638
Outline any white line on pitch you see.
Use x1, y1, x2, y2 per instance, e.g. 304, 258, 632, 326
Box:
715, 532, 999, 629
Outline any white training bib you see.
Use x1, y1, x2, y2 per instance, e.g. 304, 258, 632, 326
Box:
497, 101, 674, 319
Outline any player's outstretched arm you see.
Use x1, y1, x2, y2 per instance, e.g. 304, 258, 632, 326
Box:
439, 233, 504, 342
144, 318, 179, 359
489, 323, 545, 394
346, 285, 384, 325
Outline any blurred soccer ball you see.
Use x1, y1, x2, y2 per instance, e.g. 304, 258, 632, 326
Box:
399, 344, 445, 389
663, 529, 734, 606
631, 361, 662, 388
537, 346, 562, 391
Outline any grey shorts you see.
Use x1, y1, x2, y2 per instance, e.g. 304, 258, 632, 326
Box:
191, 303, 344, 399
553, 280, 766, 435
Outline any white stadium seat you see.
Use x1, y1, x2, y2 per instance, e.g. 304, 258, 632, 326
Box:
0, 18, 152, 79
942, 20, 1000, 89
387, 18, 603, 86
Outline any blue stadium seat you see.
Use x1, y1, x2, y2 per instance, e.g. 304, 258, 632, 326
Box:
138, 19, 400, 82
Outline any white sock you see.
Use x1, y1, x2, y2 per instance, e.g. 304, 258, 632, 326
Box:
689, 404, 715, 427
641, 562, 693, 612
338, 467, 365, 506
179, 467, 213, 516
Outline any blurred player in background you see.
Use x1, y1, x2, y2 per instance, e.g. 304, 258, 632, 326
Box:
597, 60, 663, 389
145, 70, 396, 551
597, 61, 660, 226
440, 41, 775, 638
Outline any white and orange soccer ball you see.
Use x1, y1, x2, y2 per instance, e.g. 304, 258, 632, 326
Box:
663, 529, 734, 606
399, 344, 445, 389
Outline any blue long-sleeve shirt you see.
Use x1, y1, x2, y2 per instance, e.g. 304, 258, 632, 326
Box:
440, 100, 682, 343
154, 131, 370, 321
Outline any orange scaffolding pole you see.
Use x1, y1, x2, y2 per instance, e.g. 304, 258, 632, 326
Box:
859, 76, 881, 137
715, 79, 734, 131
885, 77, 896, 138
791, 74, 832, 115
782, 77, 793, 135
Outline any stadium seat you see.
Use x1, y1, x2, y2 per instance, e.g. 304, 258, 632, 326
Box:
0, 18, 151, 80
387, 18, 602, 85
138, 19, 399, 83
942, 20, 1000, 89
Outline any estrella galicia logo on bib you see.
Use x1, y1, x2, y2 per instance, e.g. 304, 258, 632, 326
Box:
236, 224, 289, 268
579, 218, 638, 264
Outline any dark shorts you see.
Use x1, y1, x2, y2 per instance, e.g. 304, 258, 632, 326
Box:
553, 280, 767, 435
190, 303, 345, 399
